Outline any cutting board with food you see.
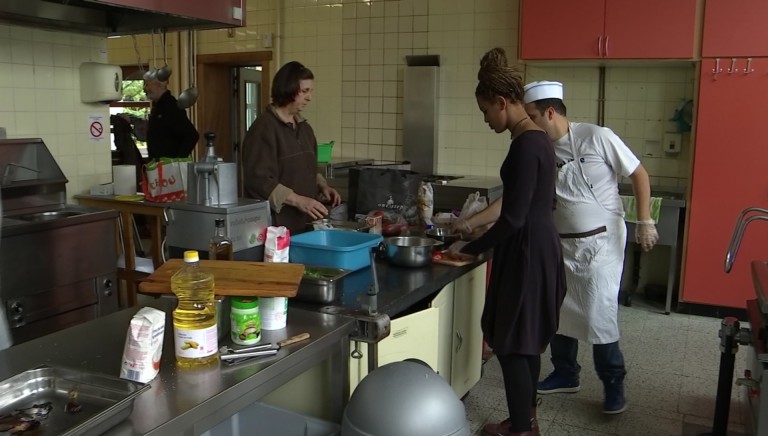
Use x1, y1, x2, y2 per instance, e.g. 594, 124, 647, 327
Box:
431, 250, 474, 267
138, 259, 305, 297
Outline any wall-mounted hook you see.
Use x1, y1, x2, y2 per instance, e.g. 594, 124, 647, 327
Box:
728, 58, 737, 73
744, 58, 754, 74
712, 58, 723, 80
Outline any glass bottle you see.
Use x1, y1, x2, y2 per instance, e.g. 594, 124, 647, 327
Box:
209, 218, 233, 261
171, 250, 219, 367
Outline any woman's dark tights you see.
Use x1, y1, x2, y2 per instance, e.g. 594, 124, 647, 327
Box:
496, 353, 540, 432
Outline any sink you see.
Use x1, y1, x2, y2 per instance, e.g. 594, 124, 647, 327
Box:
11, 210, 86, 222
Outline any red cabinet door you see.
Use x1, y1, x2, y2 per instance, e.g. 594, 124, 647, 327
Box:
519, 0, 606, 60
702, 0, 768, 57
604, 0, 696, 59
682, 58, 768, 308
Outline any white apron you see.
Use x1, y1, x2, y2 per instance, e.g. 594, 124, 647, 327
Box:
554, 128, 626, 344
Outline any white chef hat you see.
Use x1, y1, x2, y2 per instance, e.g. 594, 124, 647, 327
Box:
523, 81, 564, 104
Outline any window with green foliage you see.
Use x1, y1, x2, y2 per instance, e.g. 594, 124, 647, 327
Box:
120, 80, 149, 117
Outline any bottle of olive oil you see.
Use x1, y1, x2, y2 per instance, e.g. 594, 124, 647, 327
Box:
209, 218, 233, 261
171, 250, 219, 367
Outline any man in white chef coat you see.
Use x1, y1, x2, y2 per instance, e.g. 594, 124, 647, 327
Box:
523, 81, 658, 414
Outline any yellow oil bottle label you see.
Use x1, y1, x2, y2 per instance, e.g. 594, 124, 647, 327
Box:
174, 325, 218, 358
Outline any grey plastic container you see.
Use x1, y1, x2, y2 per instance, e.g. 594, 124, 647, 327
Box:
200, 402, 340, 436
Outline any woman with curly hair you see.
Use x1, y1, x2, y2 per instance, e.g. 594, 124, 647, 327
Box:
448, 47, 566, 435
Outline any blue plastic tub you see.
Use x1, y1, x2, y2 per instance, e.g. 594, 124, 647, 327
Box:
290, 230, 383, 271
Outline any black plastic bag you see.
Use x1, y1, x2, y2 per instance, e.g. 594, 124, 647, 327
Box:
348, 168, 422, 225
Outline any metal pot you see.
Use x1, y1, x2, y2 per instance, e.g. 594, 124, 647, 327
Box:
381, 236, 442, 267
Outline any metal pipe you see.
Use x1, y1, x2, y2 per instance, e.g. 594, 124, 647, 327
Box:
597, 66, 606, 126
706, 317, 740, 436
275, 0, 282, 69
724, 208, 768, 272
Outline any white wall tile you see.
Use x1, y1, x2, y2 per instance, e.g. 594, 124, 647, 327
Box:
3, 28, 110, 201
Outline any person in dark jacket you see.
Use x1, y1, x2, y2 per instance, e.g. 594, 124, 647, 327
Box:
241, 61, 341, 235
111, 114, 144, 187
448, 47, 567, 436
143, 78, 199, 159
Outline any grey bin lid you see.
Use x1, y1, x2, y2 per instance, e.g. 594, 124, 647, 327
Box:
342, 360, 470, 436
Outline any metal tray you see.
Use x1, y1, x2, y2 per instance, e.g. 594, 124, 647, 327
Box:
0, 365, 150, 435
296, 266, 350, 303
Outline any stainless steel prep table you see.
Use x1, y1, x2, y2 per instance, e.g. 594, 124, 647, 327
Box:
0, 299, 355, 436
620, 185, 687, 314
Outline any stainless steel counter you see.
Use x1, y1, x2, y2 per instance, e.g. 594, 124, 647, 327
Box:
619, 184, 687, 314
0, 299, 355, 435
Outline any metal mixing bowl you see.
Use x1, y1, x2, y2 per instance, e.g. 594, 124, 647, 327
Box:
425, 227, 459, 245
382, 236, 442, 267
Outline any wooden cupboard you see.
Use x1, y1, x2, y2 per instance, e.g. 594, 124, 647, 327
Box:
450, 263, 486, 398
519, 0, 697, 60
681, 58, 768, 308
348, 305, 440, 394
348, 263, 487, 397
702, 0, 768, 57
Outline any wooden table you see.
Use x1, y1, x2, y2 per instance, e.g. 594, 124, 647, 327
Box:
74, 194, 168, 306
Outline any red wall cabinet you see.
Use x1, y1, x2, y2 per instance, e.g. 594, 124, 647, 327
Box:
702, 0, 768, 57
520, 0, 697, 60
681, 57, 768, 308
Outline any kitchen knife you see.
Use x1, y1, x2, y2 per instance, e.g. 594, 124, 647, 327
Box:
221, 332, 311, 363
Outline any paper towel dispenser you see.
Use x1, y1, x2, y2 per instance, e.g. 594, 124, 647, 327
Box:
79, 62, 122, 103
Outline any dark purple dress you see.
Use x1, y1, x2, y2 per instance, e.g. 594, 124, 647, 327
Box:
462, 130, 566, 356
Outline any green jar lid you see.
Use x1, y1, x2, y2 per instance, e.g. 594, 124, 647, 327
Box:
231, 297, 259, 310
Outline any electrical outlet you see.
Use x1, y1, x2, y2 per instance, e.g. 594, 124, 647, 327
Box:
663, 132, 682, 154
262, 33, 273, 48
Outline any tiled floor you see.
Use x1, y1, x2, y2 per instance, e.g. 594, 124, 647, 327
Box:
462, 296, 752, 436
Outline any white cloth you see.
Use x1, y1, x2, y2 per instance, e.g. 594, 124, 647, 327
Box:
554, 124, 636, 344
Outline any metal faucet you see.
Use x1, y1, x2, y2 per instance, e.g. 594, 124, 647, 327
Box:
724, 207, 768, 273
1, 162, 40, 186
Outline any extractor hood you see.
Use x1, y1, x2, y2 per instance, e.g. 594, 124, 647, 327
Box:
0, 0, 245, 36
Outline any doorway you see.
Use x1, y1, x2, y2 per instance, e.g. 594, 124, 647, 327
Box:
195, 51, 272, 194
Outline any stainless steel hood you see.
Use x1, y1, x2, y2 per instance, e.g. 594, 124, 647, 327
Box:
0, 0, 244, 36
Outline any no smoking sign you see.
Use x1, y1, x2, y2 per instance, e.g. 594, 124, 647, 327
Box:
88, 113, 106, 142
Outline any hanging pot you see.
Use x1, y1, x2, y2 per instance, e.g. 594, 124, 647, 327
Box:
177, 30, 198, 109
155, 30, 172, 82
143, 29, 159, 81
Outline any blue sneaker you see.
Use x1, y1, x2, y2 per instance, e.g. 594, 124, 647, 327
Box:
603, 379, 627, 414
537, 372, 581, 394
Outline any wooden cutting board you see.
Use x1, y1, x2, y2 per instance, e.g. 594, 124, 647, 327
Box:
138, 259, 305, 297
432, 251, 474, 267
